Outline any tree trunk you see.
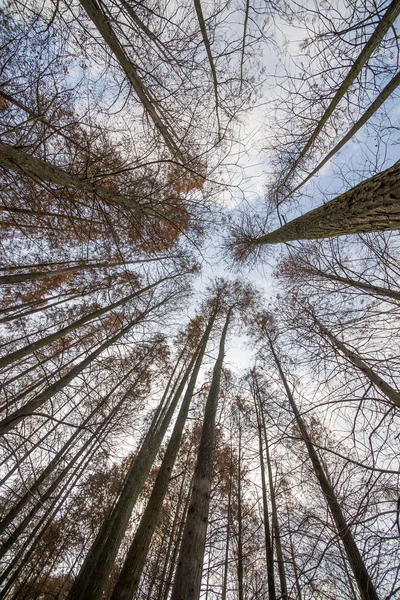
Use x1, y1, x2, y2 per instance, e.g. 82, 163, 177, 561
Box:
287, 70, 400, 200
110, 308, 217, 600
0, 140, 153, 213
78, 0, 183, 160
66, 338, 199, 600
294, 263, 400, 302
311, 311, 400, 407
0, 272, 180, 370
278, 0, 400, 192
221, 445, 233, 600
0, 299, 165, 434
0, 358, 146, 536
254, 160, 400, 244
0, 255, 175, 285
171, 308, 232, 600
236, 418, 244, 600
267, 333, 380, 600
253, 390, 276, 600
261, 409, 288, 600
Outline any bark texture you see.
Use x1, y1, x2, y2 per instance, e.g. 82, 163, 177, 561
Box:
255, 161, 400, 244
110, 308, 217, 599
171, 309, 232, 600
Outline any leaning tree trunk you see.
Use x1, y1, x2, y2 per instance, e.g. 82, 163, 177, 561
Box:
277, 0, 400, 192
66, 338, 200, 600
309, 310, 400, 407
0, 295, 169, 434
0, 255, 174, 285
0, 272, 179, 370
0, 141, 160, 214
267, 333, 380, 600
253, 160, 400, 244
171, 308, 232, 600
110, 308, 217, 600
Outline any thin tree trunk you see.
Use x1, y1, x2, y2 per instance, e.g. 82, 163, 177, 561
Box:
294, 263, 400, 302
110, 309, 217, 600
0, 255, 175, 285
0, 298, 167, 434
236, 418, 244, 600
221, 445, 233, 600
285, 70, 400, 200
171, 308, 232, 600
0, 273, 180, 370
66, 339, 199, 600
286, 504, 303, 600
253, 160, 400, 244
278, 0, 400, 192
261, 409, 288, 600
253, 390, 276, 600
267, 333, 380, 600
0, 358, 146, 535
310, 311, 400, 407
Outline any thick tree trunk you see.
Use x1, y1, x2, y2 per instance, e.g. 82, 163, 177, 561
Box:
311, 312, 400, 407
267, 334, 380, 600
0, 273, 177, 370
278, 0, 400, 191
255, 160, 400, 244
66, 340, 199, 600
0, 141, 153, 213
171, 308, 232, 600
110, 309, 217, 600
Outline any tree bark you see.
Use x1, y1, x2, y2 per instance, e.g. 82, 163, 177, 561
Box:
171, 308, 232, 600
267, 333, 380, 600
66, 338, 199, 600
110, 308, 217, 600
254, 160, 400, 244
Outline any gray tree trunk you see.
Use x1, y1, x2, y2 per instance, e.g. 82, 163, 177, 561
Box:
171, 308, 232, 600
110, 308, 217, 600
267, 333, 380, 600
66, 338, 199, 600
254, 160, 400, 244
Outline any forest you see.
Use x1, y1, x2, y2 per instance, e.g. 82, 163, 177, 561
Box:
0, 0, 399, 598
